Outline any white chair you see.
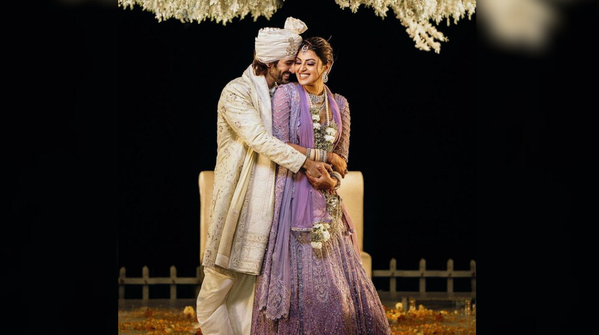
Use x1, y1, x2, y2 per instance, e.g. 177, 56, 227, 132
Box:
198, 170, 372, 278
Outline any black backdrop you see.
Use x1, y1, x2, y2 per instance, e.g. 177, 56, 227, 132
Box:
118, 0, 477, 293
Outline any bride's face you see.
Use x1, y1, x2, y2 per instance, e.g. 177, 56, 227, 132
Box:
294, 50, 328, 87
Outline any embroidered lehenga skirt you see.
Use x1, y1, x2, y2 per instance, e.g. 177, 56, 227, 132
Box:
251, 178, 391, 335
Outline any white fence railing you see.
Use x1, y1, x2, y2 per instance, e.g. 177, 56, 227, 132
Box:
118, 258, 476, 303
118, 265, 203, 300
373, 258, 476, 310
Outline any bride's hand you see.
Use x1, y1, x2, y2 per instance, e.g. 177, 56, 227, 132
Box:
306, 164, 337, 190
328, 152, 347, 177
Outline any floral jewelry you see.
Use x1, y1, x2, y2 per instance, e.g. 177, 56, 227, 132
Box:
310, 222, 331, 249
309, 89, 337, 153
309, 192, 342, 250
307, 88, 340, 251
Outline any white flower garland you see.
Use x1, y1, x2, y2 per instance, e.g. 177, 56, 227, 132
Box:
310, 222, 332, 249
118, 0, 476, 53
308, 90, 339, 250
310, 101, 337, 153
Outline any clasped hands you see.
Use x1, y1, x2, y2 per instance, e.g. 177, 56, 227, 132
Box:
305, 163, 338, 190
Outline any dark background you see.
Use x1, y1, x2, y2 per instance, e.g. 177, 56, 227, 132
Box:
117, 0, 476, 295
7, 0, 591, 334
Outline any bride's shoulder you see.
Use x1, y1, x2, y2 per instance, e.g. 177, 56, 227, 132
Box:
274, 82, 301, 97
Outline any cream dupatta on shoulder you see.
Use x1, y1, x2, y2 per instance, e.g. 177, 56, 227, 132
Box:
215, 65, 278, 275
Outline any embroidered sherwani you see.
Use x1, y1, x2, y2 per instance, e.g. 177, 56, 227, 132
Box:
197, 65, 307, 335
203, 65, 307, 275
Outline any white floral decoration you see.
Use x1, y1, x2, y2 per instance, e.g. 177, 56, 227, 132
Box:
312, 113, 320, 130
118, 0, 284, 25
324, 127, 337, 143
335, 0, 476, 53
118, 0, 476, 53
310, 222, 331, 249
310, 103, 337, 153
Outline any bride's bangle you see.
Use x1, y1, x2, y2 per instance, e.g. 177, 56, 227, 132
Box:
330, 170, 342, 190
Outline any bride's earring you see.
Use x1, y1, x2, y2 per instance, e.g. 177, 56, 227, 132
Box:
323, 64, 332, 83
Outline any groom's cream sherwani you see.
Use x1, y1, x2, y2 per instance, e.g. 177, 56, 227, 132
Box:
202, 64, 306, 276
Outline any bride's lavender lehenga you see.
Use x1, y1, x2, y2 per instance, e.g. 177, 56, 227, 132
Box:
251, 83, 391, 335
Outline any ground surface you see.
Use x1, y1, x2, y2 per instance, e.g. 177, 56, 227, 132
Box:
118, 299, 476, 334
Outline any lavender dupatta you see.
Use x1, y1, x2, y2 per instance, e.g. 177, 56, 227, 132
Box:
256, 83, 343, 320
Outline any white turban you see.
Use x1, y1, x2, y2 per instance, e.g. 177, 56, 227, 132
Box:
255, 17, 308, 64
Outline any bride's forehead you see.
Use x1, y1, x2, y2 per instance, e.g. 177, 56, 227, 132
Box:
296, 50, 319, 61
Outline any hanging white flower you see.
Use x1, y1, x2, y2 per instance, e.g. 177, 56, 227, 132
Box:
310, 222, 332, 250
324, 127, 337, 143
118, 0, 476, 53
312, 113, 321, 130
